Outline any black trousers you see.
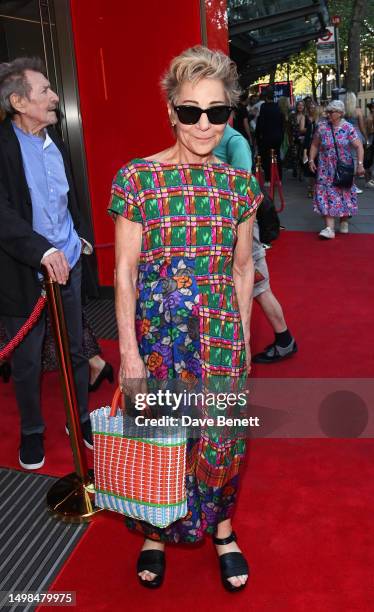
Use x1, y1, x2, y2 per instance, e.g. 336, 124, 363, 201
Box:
258, 144, 283, 182
2, 260, 89, 435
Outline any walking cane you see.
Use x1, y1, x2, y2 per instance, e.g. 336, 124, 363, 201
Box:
43, 268, 101, 523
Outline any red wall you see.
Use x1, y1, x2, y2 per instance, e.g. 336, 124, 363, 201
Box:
205, 0, 229, 52
70, 0, 228, 286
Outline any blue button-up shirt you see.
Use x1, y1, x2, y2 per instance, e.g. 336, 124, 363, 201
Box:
13, 123, 81, 269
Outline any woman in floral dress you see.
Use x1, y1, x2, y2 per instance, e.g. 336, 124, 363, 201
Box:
308, 99, 364, 239
108, 46, 262, 592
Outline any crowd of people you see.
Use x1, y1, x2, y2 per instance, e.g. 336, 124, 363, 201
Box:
0, 45, 371, 592
232, 87, 373, 238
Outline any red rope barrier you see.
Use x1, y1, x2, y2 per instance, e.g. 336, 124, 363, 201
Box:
0, 293, 47, 361
255, 155, 265, 190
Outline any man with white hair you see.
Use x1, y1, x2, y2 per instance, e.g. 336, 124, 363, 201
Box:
0, 57, 93, 469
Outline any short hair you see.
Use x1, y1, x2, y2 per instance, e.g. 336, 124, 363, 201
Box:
326, 99, 345, 114
161, 46, 240, 106
264, 87, 274, 101
0, 57, 46, 116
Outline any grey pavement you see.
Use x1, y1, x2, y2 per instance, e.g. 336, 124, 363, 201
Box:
275, 169, 374, 233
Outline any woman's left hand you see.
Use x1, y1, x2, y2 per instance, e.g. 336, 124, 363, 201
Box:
356, 168, 365, 177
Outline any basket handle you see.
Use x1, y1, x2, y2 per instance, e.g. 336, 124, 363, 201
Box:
109, 386, 125, 417
109, 385, 154, 418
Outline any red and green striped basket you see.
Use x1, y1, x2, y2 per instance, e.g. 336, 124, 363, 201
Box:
90, 387, 187, 528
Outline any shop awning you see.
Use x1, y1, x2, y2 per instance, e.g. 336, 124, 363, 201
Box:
228, 0, 330, 87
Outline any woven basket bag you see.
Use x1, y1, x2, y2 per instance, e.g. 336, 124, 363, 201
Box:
90, 387, 187, 528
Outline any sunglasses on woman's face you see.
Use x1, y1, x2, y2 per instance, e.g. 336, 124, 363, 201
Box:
173, 104, 232, 125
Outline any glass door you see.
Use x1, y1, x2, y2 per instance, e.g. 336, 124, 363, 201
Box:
0, 0, 97, 291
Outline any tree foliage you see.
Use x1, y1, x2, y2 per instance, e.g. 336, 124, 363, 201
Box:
260, 0, 374, 97
328, 0, 374, 51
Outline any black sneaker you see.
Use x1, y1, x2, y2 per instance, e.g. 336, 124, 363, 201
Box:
252, 339, 298, 364
65, 420, 93, 450
19, 433, 45, 470
81, 420, 93, 450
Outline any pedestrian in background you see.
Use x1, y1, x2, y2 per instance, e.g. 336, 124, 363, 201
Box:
256, 87, 284, 185
308, 100, 364, 239
344, 91, 367, 194
214, 125, 297, 364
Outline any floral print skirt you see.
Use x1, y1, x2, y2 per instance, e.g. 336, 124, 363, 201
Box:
126, 257, 247, 543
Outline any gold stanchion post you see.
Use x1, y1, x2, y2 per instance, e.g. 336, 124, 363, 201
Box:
44, 270, 101, 522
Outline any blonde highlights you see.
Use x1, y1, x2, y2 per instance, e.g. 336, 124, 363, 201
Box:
161, 46, 240, 106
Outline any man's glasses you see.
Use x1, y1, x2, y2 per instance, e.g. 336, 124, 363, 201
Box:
173, 104, 233, 125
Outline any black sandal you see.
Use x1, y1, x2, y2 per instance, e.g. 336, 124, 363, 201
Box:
137, 549, 165, 589
213, 531, 249, 592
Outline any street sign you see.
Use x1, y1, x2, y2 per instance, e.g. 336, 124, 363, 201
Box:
316, 46, 336, 66
331, 15, 341, 26
317, 26, 335, 44
258, 81, 294, 103
316, 26, 336, 66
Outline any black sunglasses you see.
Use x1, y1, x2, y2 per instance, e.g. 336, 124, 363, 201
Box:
173, 104, 232, 125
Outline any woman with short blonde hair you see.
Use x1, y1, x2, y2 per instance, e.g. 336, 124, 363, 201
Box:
109, 45, 262, 592
161, 45, 241, 106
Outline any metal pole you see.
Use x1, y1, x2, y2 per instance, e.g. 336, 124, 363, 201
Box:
199, 0, 208, 46
44, 273, 88, 480
334, 25, 341, 88
43, 269, 101, 522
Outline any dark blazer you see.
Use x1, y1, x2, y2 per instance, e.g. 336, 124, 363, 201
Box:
256, 102, 284, 148
0, 117, 87, 317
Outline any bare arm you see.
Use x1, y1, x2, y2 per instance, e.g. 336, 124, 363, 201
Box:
351, 138, 365, 175
114, 215, 146, 393
298, 115, 307, 135
357, 109, 367, 142
233, 216, 255, 371
243, 116, 252, 142
308, 136, 319, 173
366, 114, 374, 136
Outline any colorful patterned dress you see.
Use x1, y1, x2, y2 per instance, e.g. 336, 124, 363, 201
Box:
313, 119, 359, 217
108, 159, 262, 543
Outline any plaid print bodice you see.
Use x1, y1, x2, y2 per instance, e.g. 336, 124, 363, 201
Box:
109, 159, 262, 382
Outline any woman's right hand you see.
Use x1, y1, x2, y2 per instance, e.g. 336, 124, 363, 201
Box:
308, 159, 317, 173
119, 354, 147, 400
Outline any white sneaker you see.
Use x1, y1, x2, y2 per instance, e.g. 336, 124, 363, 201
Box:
355, 187, 363, 194
339, 221, 349, 234
365, 180, 374, 189
319, 227, 335, 239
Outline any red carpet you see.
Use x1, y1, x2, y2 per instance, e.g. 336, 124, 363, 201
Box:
0, 231, 373, 611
